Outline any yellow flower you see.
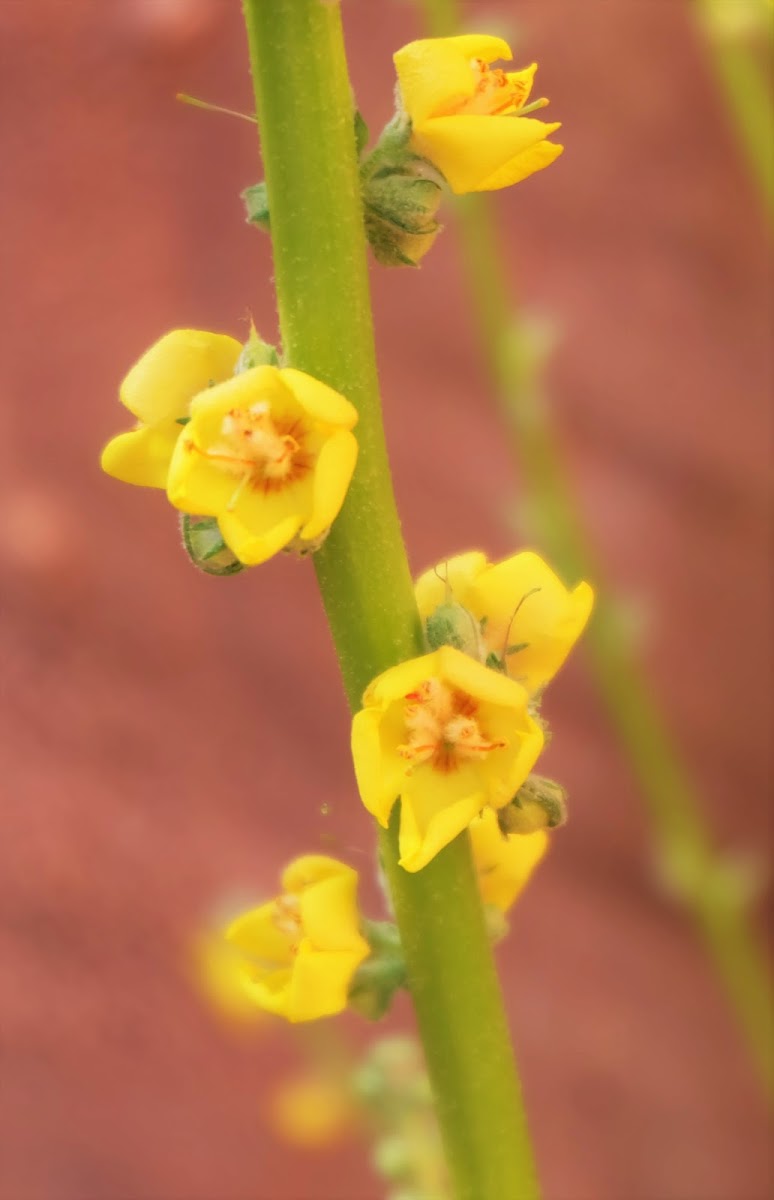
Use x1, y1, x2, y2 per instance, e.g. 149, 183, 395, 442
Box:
190, 928, 269, 1027
415, 550, 593, 697
351, 646, 544, 872
393, 35, 563, 194
165, 364, 358, 565
470, 807, 548, 913
101, 329, 243, 488
225, 856, 370, 1023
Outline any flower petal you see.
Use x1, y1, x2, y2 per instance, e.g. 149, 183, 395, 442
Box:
351, 707, 404, 824
299, 873, 369, 956
280, 368, 358, 430
300, 431, 358, 540
100, 423, 180, 489
399, 765, 486, 871
472, 552, 594, 694
478, 139, 564, 192
435, 645, 530, 710
394, 35, 512, 126
282, 855, 352, 895
218, 510, 302, 565
166, 434, 241, 515
414, 550, 488, 618
239, 966, 293, 1016
361, 650, 445, 709
286, 941, 366, 1022
120, 330, 241, 425
226, 901, 294, 967
412, 114, 561, 194
471, 808, 548, 911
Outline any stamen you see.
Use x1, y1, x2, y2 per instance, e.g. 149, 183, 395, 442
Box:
398, 678, 506, 773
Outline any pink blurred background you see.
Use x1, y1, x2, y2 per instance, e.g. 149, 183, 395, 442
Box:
1, 1, 771, 1197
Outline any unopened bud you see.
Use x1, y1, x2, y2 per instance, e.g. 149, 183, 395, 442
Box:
180, 514, 244, 576
236, 325, 279, 372
498, 774, 567, 834
425, 600, 487, 661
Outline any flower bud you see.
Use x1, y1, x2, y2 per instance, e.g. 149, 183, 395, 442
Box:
424, 599, 487, 661
236, 325, 279, 372
498, 773, 567, 834
180, 514, 245, 576
361, 117, 444, 267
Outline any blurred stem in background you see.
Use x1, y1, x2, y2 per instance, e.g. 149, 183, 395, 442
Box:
416, 0, 773, 1099
241, 2, 540, 1196
694, 0, 774, 221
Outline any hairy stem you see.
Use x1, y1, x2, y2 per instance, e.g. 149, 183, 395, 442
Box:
241, 1, 540, 1194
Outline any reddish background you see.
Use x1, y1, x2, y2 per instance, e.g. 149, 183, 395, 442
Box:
1, 2, 771, 1198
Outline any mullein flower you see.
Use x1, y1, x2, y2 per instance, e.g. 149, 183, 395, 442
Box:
225, 856, 370, 1022
165, 364, 358, 564
470, 807, 548, 913
351, 646, 544, 872
100, 329, 242, 487
102, 329, 359, 565
415, 550, 593, 696
393, 35, 563, 194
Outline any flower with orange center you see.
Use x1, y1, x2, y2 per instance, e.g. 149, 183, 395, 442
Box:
415, 550, 593, 697
225, 856, 370, 1023
351, 646, 544, 872
166, 364, 358, 564
393, 35, 563, 194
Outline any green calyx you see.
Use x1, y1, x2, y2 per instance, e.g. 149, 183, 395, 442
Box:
236, 325, 279, 372
348, 920, 406, 1020
498, 774, 568, 834
361, 116, 445, 267
180, 514, 245, 577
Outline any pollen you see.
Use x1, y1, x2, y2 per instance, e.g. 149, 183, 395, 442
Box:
397, 677, 506, 772
435, 58, 533, 118
273, 893, 303, 944
198, 405, 311, 507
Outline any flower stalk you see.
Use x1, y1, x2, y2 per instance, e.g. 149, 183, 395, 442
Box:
241, 1, 539, 1195
417, 0, 773, 1103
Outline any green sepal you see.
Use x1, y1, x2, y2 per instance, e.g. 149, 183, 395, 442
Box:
354, 109, 369, 157
175, 416, 191, 426
180, 514, 245, 577
498, 774, 568, 834
236, 325, 279, 372
348, 920, 406, 1021
243, 181, 270, 231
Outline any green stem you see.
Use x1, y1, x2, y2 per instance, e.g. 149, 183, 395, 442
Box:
241, 2, 539, 1195
418, 0, 773, 1103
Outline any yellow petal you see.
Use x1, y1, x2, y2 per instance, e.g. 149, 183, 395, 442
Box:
399, 765, 486, 872
239, 966, 293, 1016
473, 552, 594, 694
414, 550, 487, 618
436, 645, 531, 710
394, 35, 512, 125
470, 808, 548, 911
299, 873, 369, 956
100, 423, 180, 489
361, 650, 445, 709
478, 139, 564, 192
226, 900, 295, 967
351, 707, 405, 825
188, 364, 294, 428
120, 330, 242, 426
505, 64, 538, 112
300, 430, 358, 540
280, 368, 358, 431
412, 114, 561, 194
218, 510, 302, 565
479, 703, 545, 807
282, 855, 352, 896
166, 434, 241, 516
286, 941, 366, 1022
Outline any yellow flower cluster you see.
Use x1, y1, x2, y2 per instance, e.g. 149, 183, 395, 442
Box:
351, 551, 592, 872
394, 35, 563, 194
101, 330, 358, 565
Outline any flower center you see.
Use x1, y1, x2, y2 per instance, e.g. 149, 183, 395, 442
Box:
273, 893, 302, 947
197, 403, 311, 509
397, 677, 506, 773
